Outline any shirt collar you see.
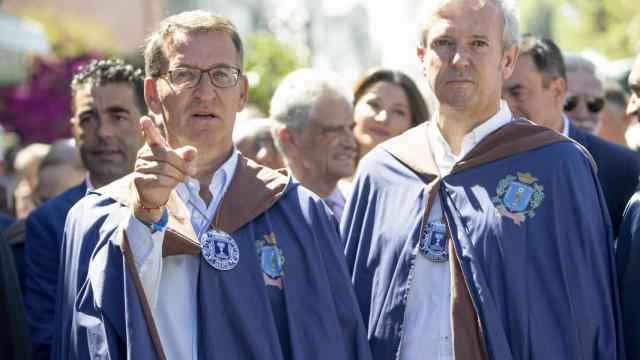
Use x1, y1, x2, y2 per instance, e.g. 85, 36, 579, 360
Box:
428, 100, 512, 171
175, 145, 239, 203
85, 172, 94, 191
561, 114, 570, 137
322, 186, 345, 207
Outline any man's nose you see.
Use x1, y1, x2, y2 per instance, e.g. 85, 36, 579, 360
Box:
96, 117, 116, 139
451, 44, 471, 68
194, 72, 219, 100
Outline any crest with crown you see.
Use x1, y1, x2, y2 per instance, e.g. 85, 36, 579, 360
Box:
492, 171, 545, 225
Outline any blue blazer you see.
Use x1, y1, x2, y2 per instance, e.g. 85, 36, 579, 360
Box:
24, 182, 87, 360
570, 124, 640, 238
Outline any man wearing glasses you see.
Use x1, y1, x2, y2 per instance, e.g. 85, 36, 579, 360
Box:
564, 53, 606, 134
502, 34, 640, 238
62, 10, 371, 360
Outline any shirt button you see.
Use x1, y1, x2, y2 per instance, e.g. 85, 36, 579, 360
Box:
189, 181, 196, 188
193, 212, 201, 219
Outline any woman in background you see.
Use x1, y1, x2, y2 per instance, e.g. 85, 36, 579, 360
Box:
352, 68, 430, 162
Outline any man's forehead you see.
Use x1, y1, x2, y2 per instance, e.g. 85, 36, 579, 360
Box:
73, 83, 136, 110
165, 31, 240, 68
312, 95, 353, 125
566, 70, 602, 94
426, 1, 501, 39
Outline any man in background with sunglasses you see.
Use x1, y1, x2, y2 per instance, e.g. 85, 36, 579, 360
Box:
564, 53, 606, 134
503, 34, 640, 239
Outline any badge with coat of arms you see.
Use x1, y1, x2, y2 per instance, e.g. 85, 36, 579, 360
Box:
255, 232, 285, 289
491, 172, 545, 226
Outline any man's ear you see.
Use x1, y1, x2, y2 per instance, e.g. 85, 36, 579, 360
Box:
237, 75, 249, 112
550, 77, 567, 108
416, 46, 426, 62
276, 125, 298, 154
502, 45, 520, 80
144, 77, 162, 114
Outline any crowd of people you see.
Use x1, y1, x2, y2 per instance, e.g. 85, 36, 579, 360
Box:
2, 0, 640, 359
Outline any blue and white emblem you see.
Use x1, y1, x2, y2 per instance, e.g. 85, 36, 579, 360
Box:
201, 229, 239, 270
503, 181, 534, 212
492, 172, 545, 226
256, 233, 285, 289
419, 220, 448, 262
260, 244, 283, 279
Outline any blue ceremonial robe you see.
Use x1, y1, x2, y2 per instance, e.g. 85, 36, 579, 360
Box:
616, 190, 640, 358
342, 120, 624, 359
65, 155, 371, 360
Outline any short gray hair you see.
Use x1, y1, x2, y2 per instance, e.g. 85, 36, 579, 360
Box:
269, 68, 352, 157
143, 10, 244, 77
418, 0, 520, 53
14, 143, 50, 173
563, 53, 596, 74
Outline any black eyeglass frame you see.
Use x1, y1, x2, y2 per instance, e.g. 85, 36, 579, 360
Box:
159, 66, 242, 89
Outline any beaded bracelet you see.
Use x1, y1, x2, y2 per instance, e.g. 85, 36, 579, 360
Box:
136, 198, 167, 213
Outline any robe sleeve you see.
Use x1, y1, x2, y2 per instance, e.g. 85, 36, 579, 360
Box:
312, 196, 373, 359
124, 214, 164, 309
616, 192, 640, 359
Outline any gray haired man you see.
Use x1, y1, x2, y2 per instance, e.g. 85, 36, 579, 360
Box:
270, 69, 357, 221
341, 0, 624, 359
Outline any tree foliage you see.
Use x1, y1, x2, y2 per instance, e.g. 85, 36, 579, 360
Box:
16, 8, 117, 58
520, 0, 640, 59
244, 32, 307, 114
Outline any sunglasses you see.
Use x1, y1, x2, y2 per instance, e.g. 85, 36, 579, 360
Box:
564, 94, 605, 113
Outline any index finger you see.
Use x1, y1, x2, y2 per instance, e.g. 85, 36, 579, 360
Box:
140, 116, 168, 148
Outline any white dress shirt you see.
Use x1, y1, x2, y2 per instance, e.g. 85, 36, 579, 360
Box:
124, 149, 238, 360
84, 172, 95, 192
400, 101, 512, 360
561, 114, 570, 137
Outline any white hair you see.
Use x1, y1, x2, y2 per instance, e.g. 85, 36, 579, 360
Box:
14, 143, 50, 172
417, 0, 521, 52
269, 68, 352, 157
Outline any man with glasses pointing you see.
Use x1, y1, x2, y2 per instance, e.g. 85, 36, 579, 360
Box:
63, 10, 371, 360
502, 34, 640, 238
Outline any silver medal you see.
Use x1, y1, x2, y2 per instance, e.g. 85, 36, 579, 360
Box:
419, 220, 448, 262
201, 229, 240, 270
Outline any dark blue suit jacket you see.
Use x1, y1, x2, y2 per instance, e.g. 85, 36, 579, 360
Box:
0, 214, 15, 230
570, 124, 640, 238
24, 182, 87, 360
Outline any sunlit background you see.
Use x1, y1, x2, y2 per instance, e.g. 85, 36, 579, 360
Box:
1, 0, 639, 144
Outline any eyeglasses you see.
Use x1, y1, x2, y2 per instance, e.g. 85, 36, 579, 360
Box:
564, 94, 605, 113
161, 66, 241, 89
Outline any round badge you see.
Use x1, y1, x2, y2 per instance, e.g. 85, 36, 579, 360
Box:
418, 221, 449, 262
201, 229, 239, 270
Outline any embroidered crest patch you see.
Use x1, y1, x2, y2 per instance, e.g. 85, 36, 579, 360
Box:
256, 232, 285, 289
491, 172, 545, 225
